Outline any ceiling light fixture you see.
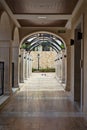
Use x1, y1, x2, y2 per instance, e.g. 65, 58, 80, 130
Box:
38, 16, 47, 19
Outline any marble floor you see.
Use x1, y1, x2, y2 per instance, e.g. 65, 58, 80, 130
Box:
0, 73, 87, 130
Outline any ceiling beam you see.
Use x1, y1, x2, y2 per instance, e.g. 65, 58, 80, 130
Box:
0, 0, 21, 28
30, 43, 58, 53
29, 41, 59, 53
65, 0, 84, 29
14, 14, 71, 20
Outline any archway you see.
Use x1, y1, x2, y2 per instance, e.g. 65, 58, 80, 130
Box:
0, 11, 13, 95
19, 31, 67, 88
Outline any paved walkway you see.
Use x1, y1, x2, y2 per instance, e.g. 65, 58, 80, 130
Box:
0, 73, 87, 130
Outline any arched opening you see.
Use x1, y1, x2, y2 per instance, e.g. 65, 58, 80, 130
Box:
0, 11, 12, 95
19, 31, 67, 89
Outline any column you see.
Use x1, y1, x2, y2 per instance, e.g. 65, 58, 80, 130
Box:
27, 53, 29, 78
9, 41, 13, 95
61, 50, 66, 84
55, 54, 59, 79
29, 56, 32, 77
25, 52, 27, 80
12, 45, 19, 88
65, 46, 71, 91
27, 53, 30, 78
59, 52, 62, 82
25, 52, 29, 79
57, 58, 60, 79
55, 59, 58, 78
20, 49, 25, 83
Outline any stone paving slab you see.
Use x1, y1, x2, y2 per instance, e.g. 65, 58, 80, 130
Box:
0, 73, 87, 130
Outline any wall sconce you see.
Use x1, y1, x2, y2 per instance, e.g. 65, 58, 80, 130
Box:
64, 55, 67, 58
24, 57, 26, 59
77, 32, 82, 40
19, 55, 21, 57
70, 39, 74, 46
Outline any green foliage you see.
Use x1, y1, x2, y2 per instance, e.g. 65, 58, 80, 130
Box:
61, 44, 65, 49
21, 43, 28, 49
32, 68, 55, 72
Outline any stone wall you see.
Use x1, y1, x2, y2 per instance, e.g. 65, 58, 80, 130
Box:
30, 51, 57, 69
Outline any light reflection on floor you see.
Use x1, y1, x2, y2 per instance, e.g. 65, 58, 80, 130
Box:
0, 73, 87, 130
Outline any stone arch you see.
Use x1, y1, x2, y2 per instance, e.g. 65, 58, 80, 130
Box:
19, 31, 67, 85
0, 11, 12, 40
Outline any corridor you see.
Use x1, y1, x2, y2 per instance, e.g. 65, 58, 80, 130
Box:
0, 73, 87, 130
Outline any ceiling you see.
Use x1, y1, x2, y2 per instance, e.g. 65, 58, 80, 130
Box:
2, 0, 79, 27
18, 19, 67, 27
5, 0, 79, 14
0, 3, 4, 13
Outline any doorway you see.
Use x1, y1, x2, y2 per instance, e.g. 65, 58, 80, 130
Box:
74, 24, 83, 110
12, 63, 14, 87
0, 62, 4, 96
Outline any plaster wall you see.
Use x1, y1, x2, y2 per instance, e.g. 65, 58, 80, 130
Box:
0, 41, 12, 95
70, 0, 87, 112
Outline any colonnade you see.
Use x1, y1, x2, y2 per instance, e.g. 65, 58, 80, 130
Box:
19, 49, 32, 83
55, 50, 67, 87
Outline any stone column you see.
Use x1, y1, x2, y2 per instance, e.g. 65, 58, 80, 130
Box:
25, 52, 27, 80
64, 52, 67, 86
12, 44, 19, 88
29, 56, 32, 77
55, 59, 57, 76
9, 41, 13, 95
23, 51, 26, 80
55, 54, 59, 79
65, 46, 71, 91
28, 54, 30, 78
25, 52, 29, 79
61, 50, 66, 84
58, 54, 60, 80
55, 60, 58, 78
20, 49, 25, 83
31, 58, 32, 75
56, 53, 61, 80
29, 55, 32, 77
58, 52, 62, 82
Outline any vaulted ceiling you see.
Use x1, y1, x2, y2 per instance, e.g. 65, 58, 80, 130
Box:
0, 0, 79, 27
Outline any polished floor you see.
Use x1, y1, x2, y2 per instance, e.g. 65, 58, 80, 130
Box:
0, 73, 87, 130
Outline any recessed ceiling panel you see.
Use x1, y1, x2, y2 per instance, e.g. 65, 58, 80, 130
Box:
18, 19, 67, 27
5, 0, 79, 14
